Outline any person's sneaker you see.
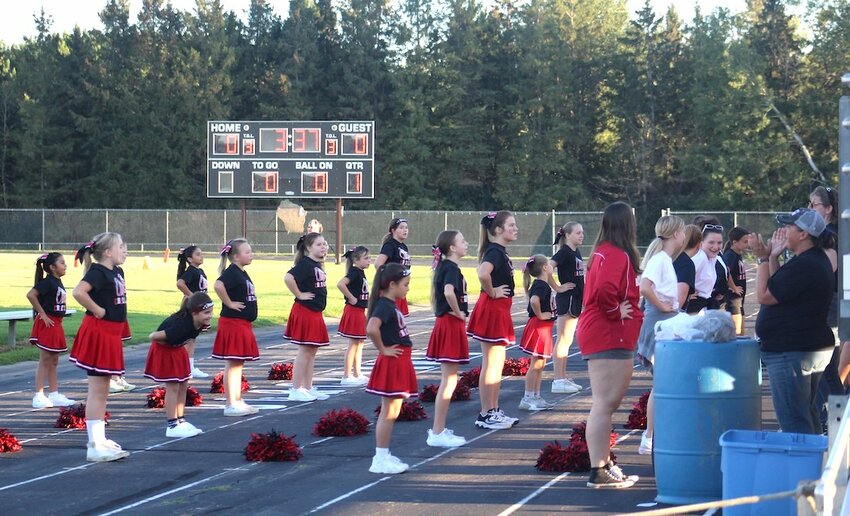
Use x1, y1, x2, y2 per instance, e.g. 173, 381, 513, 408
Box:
47, 392, 76, 407
110, 376, 136, 392
533, 395, 555, 409
32, 392, 53, 408
236, 400, 259, 414
223, 404, 253, 417
638, 430, 653, 455
288, 387, 317, 402
369, 454, 409, 474
356, 375, 370, 385
340, 377, 363, 387
519, 396, 546, 411
587, 463, 638, 489
565, 378, 583, 391
181, 421, 203, 434
86, 440, 130, 462
474, 411, 512, 430
495, 408, 519, 426
191, 367, 209, 379
308, 387, 330, 400
166, 421, 204, 438
426, 428, 467, 448
551, 379, 580, 394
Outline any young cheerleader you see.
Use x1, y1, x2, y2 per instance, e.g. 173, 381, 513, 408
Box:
549, 222, 585, 394
70, 233, 130, 462
27, 252, 76, 408
518, 255, 557, 412
337, 246, 371, 387
467, 211, 519, 430
176, 245, 210, 379
425, 231, 470, 448
284, 233, 330, 402
144, 292, 214, 438
635, 215, 686, 456
374, 218, 411, 316
689, 223, 723, 314
212, 238, 259, 417
365, 263, 417, 473
722, 227, 752, 335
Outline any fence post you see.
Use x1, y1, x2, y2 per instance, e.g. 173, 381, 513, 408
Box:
223, 210, 227, 244
41, 209, 45, 251
275, 214, 279, 255
444, 211, 448, 231
552, 209, 556, 249
166, 211, 170, 250
105, 210, 109, 232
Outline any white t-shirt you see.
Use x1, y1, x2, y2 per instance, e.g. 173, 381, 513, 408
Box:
691, 249, 717, 298
642, 252, 679, 310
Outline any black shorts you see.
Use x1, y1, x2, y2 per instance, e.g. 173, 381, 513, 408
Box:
686, 296, 709, 314
556, 292, 582, 318
726, 297, 744, 315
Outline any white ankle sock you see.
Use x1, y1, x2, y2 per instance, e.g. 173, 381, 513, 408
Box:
375, 447, 389, 458
86, 419, 106, 443
190, 358, 195, 369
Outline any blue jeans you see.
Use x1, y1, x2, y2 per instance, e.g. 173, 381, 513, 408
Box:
761, 349, 833, 434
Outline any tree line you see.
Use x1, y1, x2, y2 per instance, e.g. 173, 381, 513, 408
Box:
0, 0, 848, 229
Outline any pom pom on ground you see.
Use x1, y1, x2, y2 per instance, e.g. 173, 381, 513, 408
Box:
374, 400, 428, 421
267, 362, 294, 381
459, 367, 480, 389
244, 429, 302, 462
185, 386, 203, 406
625, 390, 650, 430
313, 408, 370, 437
210, 372, 250, 393
55, 404, 109, 429
419, 383, 471, 402
502, 357, 530, 376
535, 421, 618, 472
0, 429, 22, 453
146, 386, 203, 408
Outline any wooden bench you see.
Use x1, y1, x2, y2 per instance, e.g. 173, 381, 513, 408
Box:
0, 310, 77, 349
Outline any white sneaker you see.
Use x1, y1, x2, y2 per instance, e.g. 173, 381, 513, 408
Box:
86, 440, 130, 462
180, 421, 203, 434
191, 367, 209, 379
639, 430, 653, 455
223, 404, 253, 417
533, 395, 555, 409
287, 387, 317, 402
166, 422, 204, 438
565, 378, 583, 391
551, 379, 580, 394
308, 387, 330, 400
236, 400, 259, 414
47, 392, 76, 407
426, 428, 467, 448
110, 377, 135, 392
518, 396, 546, 411
32, 392, 53, 408
340, 377, 363, 387
369, 454, 409, 474
356, 374, 370, 384
495, 409, 519, 426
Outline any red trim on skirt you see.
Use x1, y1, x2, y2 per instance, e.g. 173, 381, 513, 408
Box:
395, 296, 409, 316
69, 315, 126, 375
365, 346, 418, 398
29, 314, 68, 352
144, 341, 191, 383
519, 317, 555, 358
426, 314, 469, 363
337, 304, 367, 340
212, 316, 259, 361
283, 302, 330, 346
466, 294, 515, 345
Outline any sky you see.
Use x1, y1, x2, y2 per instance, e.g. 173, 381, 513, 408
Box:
0, 0, 749, 45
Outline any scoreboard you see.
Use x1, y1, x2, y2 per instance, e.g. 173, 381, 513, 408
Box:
207, 121, 374, 199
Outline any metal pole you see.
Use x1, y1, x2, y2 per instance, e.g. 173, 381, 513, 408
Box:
734, 211, 738, 228
41, 209, 45, 251
552, 209, 556, 249
275, 213, 279, 255
223, 210, 227, 243
838, 82, 850, 335
240, 199, 247, 238
166, 211, 170, 250
105, 210, 109, 232
336, 198, 343, 264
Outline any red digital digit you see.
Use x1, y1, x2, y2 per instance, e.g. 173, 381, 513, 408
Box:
293, 129, 306, 152
325, 139, 338, 155
265, 173, 277, 192
226, 134, 239, 154
355, 134, 367, 155
274, 129, 287, 152
315, 174, 327, 192
354, 174, 361, 192
243, 139, 255, 155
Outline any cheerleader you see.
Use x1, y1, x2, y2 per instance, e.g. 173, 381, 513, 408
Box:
337, 246, 371, 387
70, 233, 130, 462
467, 211, 519, 430
425, 230, 470, 448
549, 222, 585, 394
175, 245, 210, 379
212, 238, 259, 417
284, 233, 330, 402
689, 223, 723, 314
144, 292, 213, 438
518, 255, 557, 411
374, 218, 411, 316
365, 263, 417, 474
722, 227, 751, 335
26, 252, 75, 408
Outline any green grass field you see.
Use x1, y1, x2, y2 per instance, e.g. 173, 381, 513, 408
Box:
0, 252, 493, 365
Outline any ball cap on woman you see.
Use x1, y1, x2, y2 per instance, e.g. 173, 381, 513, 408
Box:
776, 208, 826, 237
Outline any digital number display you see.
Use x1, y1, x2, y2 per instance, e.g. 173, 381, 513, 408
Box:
259, 128, 288, 153
347, 172, 362, 194
292, 128, 321, 153
341, 134, 368, 155
243, 138, 255, 155
302, 172, 328, 193
325, 139, 338, 155
213, 134, 240, 155
218, 171, 234, 193
252, 171, 278, 193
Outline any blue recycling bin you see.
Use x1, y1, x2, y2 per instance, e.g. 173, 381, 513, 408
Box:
654, 338, 762, 504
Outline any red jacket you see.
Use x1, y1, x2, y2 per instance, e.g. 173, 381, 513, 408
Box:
576, 241, 643, 354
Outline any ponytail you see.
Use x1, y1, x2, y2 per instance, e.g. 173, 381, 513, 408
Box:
724, 226, 750, 253
430, 230, 459, 312
176, 245, 199, 280
478, 210, 513, 261
522, 255, 547, 292
367, 263, 409, 318
294, 232, 323, 264
218, 238, 248, 274
172, 291, 214, 319
342, 245, 369, 273
383, 217, 408, 244
34, 252, 62, 286
76, 232, 123, 273
553, 221, 580, 248
640, 215, 685, 270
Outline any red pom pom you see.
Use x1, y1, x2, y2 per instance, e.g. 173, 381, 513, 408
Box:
420, 383, 472, 402
185, 386, 203, 406
535, 421, 618, 472
625, 390, 650, 430
267, 362, 294, 381
146, 387, 166, 408
374, 400, 428, 421
313, 408, 370, 437
452, 383, 471, 401
210, 372, 250, 393
244, 430, 302, 462
502, 357, 530, 376
0, 429, 22, 453
459, 367, 480, 389
54, 403, 109, 429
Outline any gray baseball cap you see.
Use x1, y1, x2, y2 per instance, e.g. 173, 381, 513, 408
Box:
776, 208, 826, 237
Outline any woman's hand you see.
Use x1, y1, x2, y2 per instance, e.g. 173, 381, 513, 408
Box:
380, 345, 404, 357
491, 285, 510, 299
769, 228, 787, 258
619, 301, 633, 320
297, 292, 316, 301
226, 301, 245, 311
39, 313, 54, 326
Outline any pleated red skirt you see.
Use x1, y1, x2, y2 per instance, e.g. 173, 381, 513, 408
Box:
426, 314, 469, 363
121, 320, 132, 341
144, 341, 190, 383
519, 317, 556, 358
395, 296, 409, 316
212, 316, 259, 361
69, 315, 125, 375
467, 294, 515, 345
337, 304, 367, 340
283, 302, 330, 346
365, 346, 418, 398
29, 314, 67, 352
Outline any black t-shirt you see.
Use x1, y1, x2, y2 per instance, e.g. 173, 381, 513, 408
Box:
527, 279, 556, 319
345, 267, 369, 308
722, 249, 746, 299
826, 222, 838, 293
156, 313, 202, 347
180, 266, 208, 293
673, 252, 696, 300
370, 297, 412, 347
379, 239, 411, 269
482, 243, 515, 297
551, 246, 585, 292
755, 247, 835, 353
712, 258, 729, 299
217, 264, 258, 321
434, 261, 468, 316
82, 264, 127, 322
34, 275, 67, 317
287, 257, 327, 312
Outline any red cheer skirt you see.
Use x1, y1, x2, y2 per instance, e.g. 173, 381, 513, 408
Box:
337, 304, 367, 340
69, 315, 125, 375
144, 341, 190, 383
121, 320, 131, 341
467, 294, 515, 345
29, 314, 67, 352
426, 314, 469, 363
519, 317, 556, 358
283, 302, 330, 346
365, 346, 418, 398
212, 316, 259, 361
395, 296, 409, 316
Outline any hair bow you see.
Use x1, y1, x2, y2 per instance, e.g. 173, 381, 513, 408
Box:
219, 240, 233, 256
431, 244, 442, 270
522, 256, 536, 272
481, 212, 497, 228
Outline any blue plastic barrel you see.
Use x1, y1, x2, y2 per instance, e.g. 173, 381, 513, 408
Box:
654, 338, 762, 504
